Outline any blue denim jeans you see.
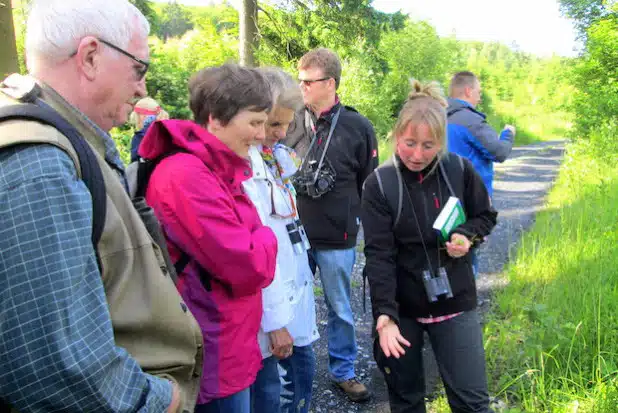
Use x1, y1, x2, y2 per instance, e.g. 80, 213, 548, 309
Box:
279, 345, 316, 413
251, 345, 316, 413
251, 355, 281, 413
312, 248, 357, 381
196, 387, 250, 413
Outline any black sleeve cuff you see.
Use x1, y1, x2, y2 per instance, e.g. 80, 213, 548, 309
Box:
449, 227, 483, 247
374, 307, 400, 326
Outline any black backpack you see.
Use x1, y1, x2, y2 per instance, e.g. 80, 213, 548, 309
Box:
0, 103, 107, 265
373, 153, 466, 229
127, 150, 213, 291
0, 101, 185, 284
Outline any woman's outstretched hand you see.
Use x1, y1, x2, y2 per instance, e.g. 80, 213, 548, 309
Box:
376, 314, 411, 359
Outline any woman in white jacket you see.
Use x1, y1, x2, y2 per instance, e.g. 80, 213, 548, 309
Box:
244, 68, 319, 413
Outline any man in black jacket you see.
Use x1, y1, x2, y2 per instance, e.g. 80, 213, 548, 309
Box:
283, 48, 378, 402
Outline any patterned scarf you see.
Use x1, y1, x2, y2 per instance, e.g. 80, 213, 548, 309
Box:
259, 143, 300, 196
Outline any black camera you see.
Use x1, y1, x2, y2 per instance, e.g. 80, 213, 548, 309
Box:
292, 159, 336, 199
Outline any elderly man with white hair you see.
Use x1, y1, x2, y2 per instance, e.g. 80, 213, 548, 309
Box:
0, 1, 203, 412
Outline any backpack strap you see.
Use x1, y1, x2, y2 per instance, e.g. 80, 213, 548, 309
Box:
130, 150, 213, 291
174, 250, 211, 291
438, 156, 456, 197
174, 250, 208, 290
364, 156, 404, 313
0, 103, 107, 262
438, 153, 466, 208
375, 155, 404, 229
133, 149, 187, 198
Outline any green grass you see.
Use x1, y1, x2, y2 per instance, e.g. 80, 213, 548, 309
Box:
481, 123, 618, 412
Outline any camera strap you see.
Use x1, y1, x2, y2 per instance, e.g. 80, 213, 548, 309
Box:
402, 177, 437, 276
401, 158, 451, 276
299, 108, 341, 184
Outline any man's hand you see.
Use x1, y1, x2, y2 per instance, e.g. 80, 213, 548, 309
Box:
167, 382, 181, 413
445, 233, 471, 258
504, 124, 516, 136
269, 327, 294, 359
376, 315, 410, 359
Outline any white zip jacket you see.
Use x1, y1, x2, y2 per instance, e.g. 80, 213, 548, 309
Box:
243, 146, 319, 358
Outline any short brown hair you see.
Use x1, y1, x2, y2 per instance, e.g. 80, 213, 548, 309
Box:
189, 63, 272, 126
298, 48, 342, 89
449, 71, 479, 97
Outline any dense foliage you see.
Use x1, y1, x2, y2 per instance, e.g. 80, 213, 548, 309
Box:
477, 3, 618, 412
568, 3, 617, 137
10, 0, 576, 163
141, 1, 573, 162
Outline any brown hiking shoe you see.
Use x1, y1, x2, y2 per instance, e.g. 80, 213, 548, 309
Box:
335, 378, 371, 402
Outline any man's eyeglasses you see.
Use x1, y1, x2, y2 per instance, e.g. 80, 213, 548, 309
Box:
98, 38, 149, 80
298, 77, 331, 86
70, 38, 149, 80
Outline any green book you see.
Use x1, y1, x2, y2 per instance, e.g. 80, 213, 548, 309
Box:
433, 196, 466, 241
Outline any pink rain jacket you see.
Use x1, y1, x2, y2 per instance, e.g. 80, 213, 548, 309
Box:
139, 120, 277, 403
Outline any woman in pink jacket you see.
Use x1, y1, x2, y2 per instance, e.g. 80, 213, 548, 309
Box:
139, 63, 278, 413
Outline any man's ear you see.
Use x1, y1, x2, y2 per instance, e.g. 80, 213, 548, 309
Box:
74, 36, 101, 81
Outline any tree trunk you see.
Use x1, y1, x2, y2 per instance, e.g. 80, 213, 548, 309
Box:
0, 0, 19, 78
239, 0, 258, 67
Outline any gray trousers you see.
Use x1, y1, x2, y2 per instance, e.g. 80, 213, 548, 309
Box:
374, 310, 493, 413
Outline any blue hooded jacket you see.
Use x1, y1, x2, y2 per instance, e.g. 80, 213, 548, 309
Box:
446, 98, 514, 196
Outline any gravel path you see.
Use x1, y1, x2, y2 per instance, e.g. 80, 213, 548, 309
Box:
309, 140, 566, 413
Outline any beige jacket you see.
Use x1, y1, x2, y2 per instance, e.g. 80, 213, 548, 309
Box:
0, 76, 203, 412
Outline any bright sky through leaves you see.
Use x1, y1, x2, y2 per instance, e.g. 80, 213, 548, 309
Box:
151, 0, 580, 56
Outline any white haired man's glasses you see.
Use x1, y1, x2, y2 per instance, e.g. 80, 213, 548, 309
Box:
70, 38, 149, 80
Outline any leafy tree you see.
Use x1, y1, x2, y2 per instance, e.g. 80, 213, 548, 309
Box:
559, 0, 612, 36
0, 0, 19, 78
379, 20, 460, 116
146, 22, 238, 119
257, 0, 405, 63
192, 3, 238, 35
158, 1, 194, 41
570, 6, 618, 135
129, 0, 160, 33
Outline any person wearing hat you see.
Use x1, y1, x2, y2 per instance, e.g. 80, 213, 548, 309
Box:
130, 96, 169, 162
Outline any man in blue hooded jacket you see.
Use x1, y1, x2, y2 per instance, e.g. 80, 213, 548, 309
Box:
447, 71, 516, 197
447, 71, 516, 280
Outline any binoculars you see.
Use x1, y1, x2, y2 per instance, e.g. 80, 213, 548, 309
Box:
422, 267, 454, 302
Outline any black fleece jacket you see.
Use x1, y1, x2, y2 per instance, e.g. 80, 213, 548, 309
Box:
287, 103, 379, 250
361, 154, 497, 322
